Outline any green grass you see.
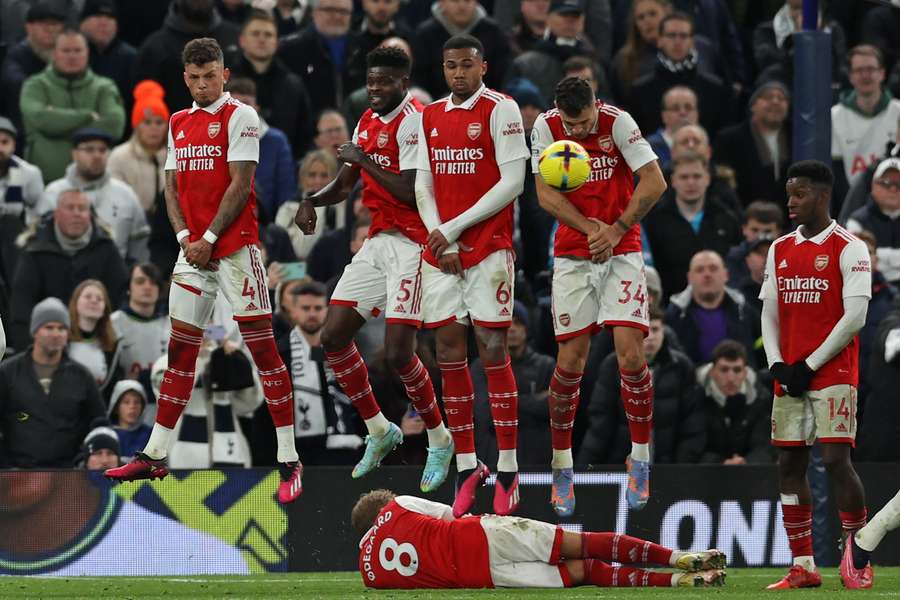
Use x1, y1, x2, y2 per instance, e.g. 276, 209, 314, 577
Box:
0, 569, 898, 599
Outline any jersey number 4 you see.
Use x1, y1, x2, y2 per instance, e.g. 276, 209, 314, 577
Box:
829, 396, 850, 421
379, 538, 419, 577
242, 278, 256, 301
618, 280, 646, 305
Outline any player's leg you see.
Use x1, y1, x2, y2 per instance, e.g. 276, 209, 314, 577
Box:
562, 559, 724, 588
556, 529, 724, 571
852, 488, 900, 568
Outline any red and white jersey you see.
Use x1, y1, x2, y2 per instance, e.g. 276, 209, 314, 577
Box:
417, 85, 529, 269
531, 102, 657, 258
165, 92, 260, 260
358, 496, 492, 589
760, 221, 871, 392
352, 93, 427, 244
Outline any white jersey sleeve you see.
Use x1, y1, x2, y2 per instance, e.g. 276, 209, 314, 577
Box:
840, 236, 873, 298
416, 113, 432, 173
530, 114, 554, 174
611, 110, 657, 172
394, 496, 455, 521
490, 98, 530, 166
759, 241, 778, 300
164, 120, 176, 171
227, 103, 260, 163
397, 111, 421, 171
351, 122, 360, 145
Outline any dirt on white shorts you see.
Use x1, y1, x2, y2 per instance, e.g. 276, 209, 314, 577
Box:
330, 231, 424, 325
771, 384, 858, 446
480, 515, 565, 588
169, 244, 270, 327
551, 252, 649, 341
421, 249, 515, 328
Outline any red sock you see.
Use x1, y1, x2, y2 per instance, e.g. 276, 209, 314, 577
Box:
549, 367, 582, 451
485, 358, 518, 451
581, 532, 673, 565
439, 360, 474, 454
584, 559, 673, 587
620, 365, 653, 444
782, 504, 814, 559
397, 356, 442, 429
840, 508, 867, 534
240, 324, 293, 427
156, 324, 202, 428
325, 343, 380, 420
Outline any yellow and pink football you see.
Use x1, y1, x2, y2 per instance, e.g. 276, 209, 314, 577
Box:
538, 140, 591, 192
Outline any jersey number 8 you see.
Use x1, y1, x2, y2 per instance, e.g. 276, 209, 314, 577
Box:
379, 538, 419, 577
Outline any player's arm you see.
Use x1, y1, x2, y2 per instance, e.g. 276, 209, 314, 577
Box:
162, 123, 189, 252
295, 165, 360, 234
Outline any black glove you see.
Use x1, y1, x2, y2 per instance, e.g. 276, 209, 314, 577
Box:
770, 361, 814, 397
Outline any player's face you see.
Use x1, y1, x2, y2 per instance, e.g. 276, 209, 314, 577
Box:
76, 284, 106, 321
184, 61, 228, 107
872, 169, 900, 213
129, 267, 160, 306
742, 218, 780, 242
0, 132, 15, 164
367, 66, 408, 114
643, 319, 664, 360
86, 449, 119, 470
443, 48, 486, 100
33, 322, 69, 355
72, 140, 109, 180
559, 103, 598, 140
711, 358, 747, 396
785, 177, 828, 224
290, 294, 327, 334
239, 19, 278, 61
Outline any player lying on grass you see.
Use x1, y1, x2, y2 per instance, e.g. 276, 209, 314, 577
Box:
841, 488, 900, 589
352, 489, 726, 589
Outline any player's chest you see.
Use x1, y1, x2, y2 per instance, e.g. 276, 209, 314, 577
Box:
171, 117, 228, 173
357, 121, 399, 168
775, 245, 842, 294
425, 111, 492, 150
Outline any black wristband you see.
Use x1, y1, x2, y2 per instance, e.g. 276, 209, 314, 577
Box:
615, 218, 630, 232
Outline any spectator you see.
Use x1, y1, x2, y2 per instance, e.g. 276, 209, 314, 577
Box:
20, 28, 125, 182
507, 0, 550, 55
838, 119, 899, 226
133, 0, 240, 112
341, 36, 418, 126
860, 4, 900, 74
0, 297, 106, 468
610, 0, 670, 102
665, 250, 760, 367
80, 423, 121, 469
669, 123, 740, 214
411, 0, 511, 99
715, 80, 791, 209
472, 301, 555, 468
227, 77, 297, 222
725, 200, 784, 285
313, 108, 350, 158
646, 85, 698, 170
730, 236, 771, 315
578, 304, 704, 465
273, 0, 311, 37
698, 340, 772, 465
670, 0, 746, 89
854, 229, 895, 408
644, 152, 742, 299
79, 0, 136, 105
276, 149, 340, 260
0, 3, 65, 129
66, 278, 123, 400
857, 297, 900, 461
216, 0, 252, 25
349, 0, 412, 86
225, 9, 315, 158
8, 189, 127, 351
561, 55, 607, 100
107, 379, 152, 459
278, 0, 361, 117
753, 0, 847, 77
847, 157, 900, 285
37, 128, 149, 265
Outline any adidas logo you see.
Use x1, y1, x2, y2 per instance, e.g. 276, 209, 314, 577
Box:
176, 130, 185, 140
835, 422, 848, 433
629, 547, 638, 561
631, 308, 643, 318
394, 304, 406, 313
778, 259, 788, 269
245, 302, 259, 311
359, 130, 369, 140
430, 128, 439, 137
499, 306, 510, 316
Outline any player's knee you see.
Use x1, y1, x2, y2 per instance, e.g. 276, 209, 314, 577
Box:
385, 343, 414, 372
615, 343, 644, 372
820, 446, 852, 473
776, 450, 807, 481
320, 322, 350, 354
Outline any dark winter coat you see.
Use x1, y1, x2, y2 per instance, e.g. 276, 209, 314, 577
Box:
714, 120, 790, 208
857, 299, 900, 461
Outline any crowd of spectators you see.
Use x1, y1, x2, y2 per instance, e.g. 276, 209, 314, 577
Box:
1, 0, 900, 471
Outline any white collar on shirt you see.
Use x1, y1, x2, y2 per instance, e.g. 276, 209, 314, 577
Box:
444, 84, 487, 112
374, 92, 412, 123
189, 92, 231, 114
794, 220, 836, 245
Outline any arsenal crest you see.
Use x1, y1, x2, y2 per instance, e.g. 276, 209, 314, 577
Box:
815, 254, 829, 271
467, 122, 482, 140
559, 313, 571, 327
598, 135, 613, 153
377, 131, 389, 148
208, 122, 221, 138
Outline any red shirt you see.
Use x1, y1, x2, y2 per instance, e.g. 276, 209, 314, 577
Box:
353, 93, 427, 244
530, 102, 657, 258
760, 221, 872, 392
358, 497, 492, 589
165, 92, 260, 259
417, 85, 529, 269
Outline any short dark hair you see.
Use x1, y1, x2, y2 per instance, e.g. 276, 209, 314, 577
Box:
226, 77, 257, 98
241, 8, 276, 32
291, 281, 327, 298
659, 11, 693, 35
53, 27, 85, 48
744, 200, 784, 226
182, 37, 224, 67
648, 303, 664, 322
443, 34, 484, 57
555, 76, 594, 115
367, 46, 411, 74
711, 339, 747, 365
787, 160, 834, 188
563, 55, 597, 78
129, 262, 163, 290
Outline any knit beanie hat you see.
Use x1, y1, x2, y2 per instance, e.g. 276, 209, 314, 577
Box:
30, 297, 70, 337
84, 425, 120, 456
132, 80, 170, 128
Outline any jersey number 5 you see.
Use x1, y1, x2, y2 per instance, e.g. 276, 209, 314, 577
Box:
379, 538, 419, 577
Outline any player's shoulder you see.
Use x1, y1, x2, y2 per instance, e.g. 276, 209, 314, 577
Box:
832, 224, 866, 251
481, 87, 512, 105
170, 108, 191, 123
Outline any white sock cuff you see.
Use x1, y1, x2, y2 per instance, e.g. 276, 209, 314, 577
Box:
497, 449, 518, 472
275, 425, 299, 463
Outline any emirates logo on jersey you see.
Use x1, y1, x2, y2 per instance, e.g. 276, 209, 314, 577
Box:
467, 122, 482, 140
815, 254, 829, 271
208, 122, 221, 138
598, 135, 613, 153
377, 131, 389, 148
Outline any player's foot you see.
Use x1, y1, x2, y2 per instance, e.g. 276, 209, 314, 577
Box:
550, 468, 575, 517
841, 535, 874, 589
104, 452, 169, 481
493, 471, 520, 516
452, 461, 490, 518
765, 565, 822, 589
625, 455, 650, 510
675, 570, 726, 587
675, 549, 727, 572
277, 461, 303, 504
352, 422, 403, 479
420, 438, 455, 493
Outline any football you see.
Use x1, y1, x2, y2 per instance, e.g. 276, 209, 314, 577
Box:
538, 139, 592, 192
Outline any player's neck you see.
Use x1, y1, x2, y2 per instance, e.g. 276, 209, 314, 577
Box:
451, 87, 480, 106
799, 216, 832, 239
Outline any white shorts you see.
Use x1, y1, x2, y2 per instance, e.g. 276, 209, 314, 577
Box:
551, 253, 649, 341
771, 384, 858, 447
169, 245, 270, 327
481, 515, 566, 588
330, 232, 424, 325
421, 249, 515, 329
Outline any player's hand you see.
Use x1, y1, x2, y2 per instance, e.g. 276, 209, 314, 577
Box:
294, 199, 317, 234
770, 361, 814, 396
427, 229, 451, 259
586, 218, 613, 263
588, 217, 624, 258
337, 142, 367, 166
185, 239, 216, 271
439, 253, 464, 277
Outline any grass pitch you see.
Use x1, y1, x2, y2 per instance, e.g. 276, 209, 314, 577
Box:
1, 568, 899, 599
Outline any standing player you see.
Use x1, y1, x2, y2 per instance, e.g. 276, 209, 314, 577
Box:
760, 160, 872, 589
105, 38, 303, 503
414, 34, 529, 517
353, 489, 727, 590
531, 77, 667, 516
842, 488, 900, 589
293, 46, 454, 492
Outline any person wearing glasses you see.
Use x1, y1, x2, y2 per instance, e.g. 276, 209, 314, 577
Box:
847, 158, 900, 286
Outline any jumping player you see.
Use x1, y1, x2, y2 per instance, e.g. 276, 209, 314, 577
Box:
414, 34, 529, 517
531, 77, 667, 515
760, 160, 872, 589
353, 489, 727, 590
294, 46, 454, 492
105, 38, 303, 502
